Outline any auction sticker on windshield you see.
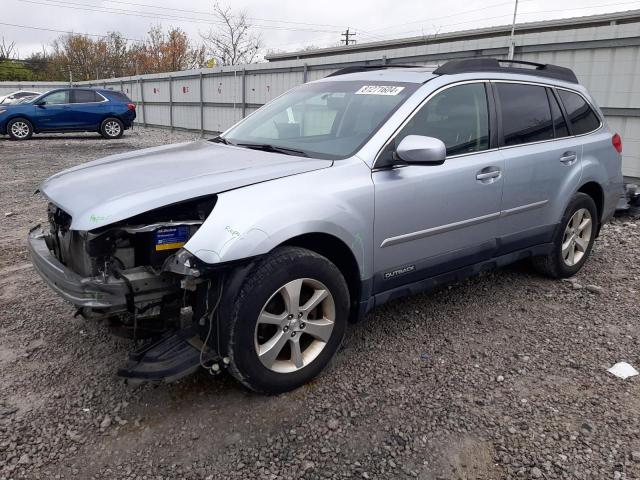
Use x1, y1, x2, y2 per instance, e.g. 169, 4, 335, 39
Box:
355, 85, 405, 96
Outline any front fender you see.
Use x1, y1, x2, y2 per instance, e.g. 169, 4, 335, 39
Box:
1, 110, 35, 132
184, 158, 374, 280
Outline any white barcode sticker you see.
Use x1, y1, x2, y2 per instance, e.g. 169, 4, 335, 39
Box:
355, 85, 405, 96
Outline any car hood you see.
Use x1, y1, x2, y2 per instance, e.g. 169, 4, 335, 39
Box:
40, 140, 333, 230
0, 103, 26, 109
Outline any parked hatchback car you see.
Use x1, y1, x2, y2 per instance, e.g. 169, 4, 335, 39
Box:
28, 59, 623, 393
0, 87, 136, 140
0, 90, 42, 105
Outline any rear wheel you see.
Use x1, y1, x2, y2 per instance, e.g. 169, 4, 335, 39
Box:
532, 193, 598, 278
227, 247, 349, 393
7, 118, 33, 140
100, 117, 124, 139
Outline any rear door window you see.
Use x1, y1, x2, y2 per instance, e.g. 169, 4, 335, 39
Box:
496, 83, 553, 146
72, 90, 100, 103
108, 91, 132, 102
558, 90, 600, 135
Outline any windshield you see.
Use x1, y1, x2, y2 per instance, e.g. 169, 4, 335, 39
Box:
28, 91, 50, 104
15, 96, 38, 104
222, 80, 418, 159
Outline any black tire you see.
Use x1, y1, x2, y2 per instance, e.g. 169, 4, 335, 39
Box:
227, 246, 349, 394
7, 118, 33, 140
531, 192, 598, 279
100, 117, 124, 139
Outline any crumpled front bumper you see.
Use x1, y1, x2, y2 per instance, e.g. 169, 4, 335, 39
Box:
28, 226, 128, 309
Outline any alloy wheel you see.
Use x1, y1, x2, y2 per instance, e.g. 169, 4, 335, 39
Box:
10, 121, 30, 139
104, 121, 121, 137
254, 278, 335, 373
562, 208, 593, 266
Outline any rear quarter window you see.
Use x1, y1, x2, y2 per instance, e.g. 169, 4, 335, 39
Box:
107, 91, 132, 103
558, 90, 600, 135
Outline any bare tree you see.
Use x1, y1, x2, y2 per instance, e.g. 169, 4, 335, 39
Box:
0, 37, 18, 60
201, 3, 262, 66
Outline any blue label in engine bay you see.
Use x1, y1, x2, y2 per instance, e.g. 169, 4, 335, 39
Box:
155, 225, 189, 251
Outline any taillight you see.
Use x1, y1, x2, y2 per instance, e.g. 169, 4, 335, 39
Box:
127, 103, 136, 111
612, 133, 622, 153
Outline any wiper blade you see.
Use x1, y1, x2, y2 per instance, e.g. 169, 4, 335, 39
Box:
235, 143, 309, 157
209, 135, 232, 145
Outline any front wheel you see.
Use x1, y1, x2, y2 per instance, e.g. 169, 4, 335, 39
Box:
532, 192, 598, 279
226, 247, 350, 394
7, 118, 33, 140
100, 118, 124, 139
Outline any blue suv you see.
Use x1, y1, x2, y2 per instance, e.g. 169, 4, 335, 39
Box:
0, 88, 136, 140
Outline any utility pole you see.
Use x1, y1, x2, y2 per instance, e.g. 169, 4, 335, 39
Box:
508, 0, 519, 60
68, 65, 73, 86
341, 28, 356, 46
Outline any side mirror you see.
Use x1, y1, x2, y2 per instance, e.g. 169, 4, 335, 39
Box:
396, 135, 446, 165
35, 101, 46, 107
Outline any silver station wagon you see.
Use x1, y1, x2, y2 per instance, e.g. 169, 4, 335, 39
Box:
29, 58, 623, 393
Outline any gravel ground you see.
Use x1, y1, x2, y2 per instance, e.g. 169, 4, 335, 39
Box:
1, 128, 639, 480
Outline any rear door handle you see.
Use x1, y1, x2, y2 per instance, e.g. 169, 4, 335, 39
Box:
560, 152, 577, 165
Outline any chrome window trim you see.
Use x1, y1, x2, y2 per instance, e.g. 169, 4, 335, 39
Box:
73, 91, 109, 105
39, 90, 109, 106
551, 85, 604, 138
491, 80, 604, 142
373, 79, 491, 169
372, 78, 604, 169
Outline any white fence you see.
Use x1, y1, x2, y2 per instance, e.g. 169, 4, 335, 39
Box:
0, 81, 69, 96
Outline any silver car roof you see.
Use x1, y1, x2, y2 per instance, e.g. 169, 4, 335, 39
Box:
315, 67, 437, 84
314, 67, 587, 92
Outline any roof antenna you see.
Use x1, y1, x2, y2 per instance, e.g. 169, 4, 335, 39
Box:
508, 0, 519, 60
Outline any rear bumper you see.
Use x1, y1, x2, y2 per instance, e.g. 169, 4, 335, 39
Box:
122, 111, 136, 128
28, 225, 128, 309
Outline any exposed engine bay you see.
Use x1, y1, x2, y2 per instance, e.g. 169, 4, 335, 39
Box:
42, 196, 217, 339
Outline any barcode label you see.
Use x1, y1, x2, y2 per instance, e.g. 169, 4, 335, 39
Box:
355, 85, 405, 96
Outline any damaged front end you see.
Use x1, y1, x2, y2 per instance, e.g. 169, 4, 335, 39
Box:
28, 196, 224, 383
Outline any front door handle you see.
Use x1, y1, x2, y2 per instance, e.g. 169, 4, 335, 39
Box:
476, 167, 502, 183
560, 152, 577, 165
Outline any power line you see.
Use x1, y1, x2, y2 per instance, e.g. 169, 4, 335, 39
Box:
7, 0, 640, 60
0, 20, 143, 42
17, 0, 344, 34
253, 0, 640, 54
0, 15, 339, 60
359, 1, 640, 41
94, 0, 351, 29
367, 0, 534, 33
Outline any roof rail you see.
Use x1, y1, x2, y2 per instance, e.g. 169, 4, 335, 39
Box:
433, 58, 579, 84
326, 64, 421, 78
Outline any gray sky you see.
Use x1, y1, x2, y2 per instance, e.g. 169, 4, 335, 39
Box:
3, 0, 640, 58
